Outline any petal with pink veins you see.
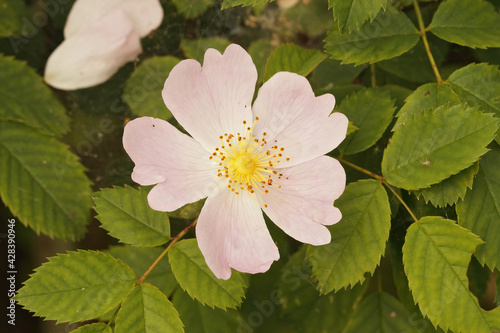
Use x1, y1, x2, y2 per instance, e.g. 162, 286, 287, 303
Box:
44, 9, 142, 90
123, 117, 219, 212
252, 72, 348, 167
196, 189, 280, 280
259, 156, 346, 245
162, 44, 257, 152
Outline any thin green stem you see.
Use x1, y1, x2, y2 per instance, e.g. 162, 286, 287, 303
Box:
370, 63, 377, 88
337, 157, 419, 223
413, 0, 444, 84
136, 218, 198, 285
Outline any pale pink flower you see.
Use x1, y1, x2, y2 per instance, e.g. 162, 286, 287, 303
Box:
44, 0, 163, 90
123, 44, 348, 279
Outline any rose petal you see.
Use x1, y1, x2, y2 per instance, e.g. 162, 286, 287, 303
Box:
196, 189, 280, 279
253, 72, 348, 167
259, 156, 346, 245
65, 0, 163, 38
123, 117, 219, 212
45, 9, 142, 90
162, 44, 257, 152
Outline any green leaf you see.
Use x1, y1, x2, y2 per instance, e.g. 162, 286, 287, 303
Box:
180, 38, 231, 63
115, 283, 184, 333
221, 0, 272, 9
343, 291, 419, 333
248, 39, 277, 84
457, 144, 500, 270
278, 246, 367, 333
107, 245, 178, 297
416, 162, 478, 207
17, 251, 136, 324
382, 104, 499, 190
285, 0, 334, 37
0, 56, 70, 136
0, 0, 26, 37
329, 0, 387, 33
311, 58, 366, 91
123, 56, 181, 121
263, 43, 327, 82
168, 239, 247, 309
172, 288, 241, 333
171, 0, 213, 18
337, 88, 395, 155
428, 0, 500, 48
394, 83, 462, 131
0, 121, 92, 240
70, 323, 112, 333
403, 216, 500, 332
306, 179, 391, 294
467, 256, 492, 301
94, 186, 170, 247
325, 7, 419, 66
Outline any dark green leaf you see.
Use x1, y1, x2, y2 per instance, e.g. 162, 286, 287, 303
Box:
0, 0, 26, 37
180, 38, 232, 64
311, 58, 366, 91
248, 39, 276, 84
285, 0, 334, 37
71, 323, 112, 333
329, 0, 387, 33
171, 0, 213, 18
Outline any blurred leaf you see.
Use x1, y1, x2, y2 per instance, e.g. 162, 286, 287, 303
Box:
403, 217, 500, 332
337, 88, 395, 155
107, 246, 178, 297
221, 0, 273, 9
115, 283, 184, 333
0, 55, 69, 136
123, 56, 181, 120
172, 288, 241, 333
168, 239, 247, 309
279, 246, 367, 333
457, 144, 500, 270
307, 179, 391, 294
17, 251, 136, 324
0, 0, 26, 37
181, 38, 231, 63
263, 43, 327, 82
329, 0, 387, 33
285, 0, 334, 37
382, 104, 498, 190
325, 7, 419, 65
467, 256, 491, 301
171, 0, 213, 18
394, 83, 462, 131
248, 39, 277, 84
343, 291, 419, 333
70, 323, 112, 333
311, 58, 366, 90
0, 121, 92, 240
94, 186, 170, 247
429, 0, 500, 48
417, 162, 478, 207
474, 48, 500, 65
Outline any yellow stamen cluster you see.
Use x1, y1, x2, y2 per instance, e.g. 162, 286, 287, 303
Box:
209, 118, 290, 206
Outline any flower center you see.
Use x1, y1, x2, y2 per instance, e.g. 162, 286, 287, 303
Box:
209, 118, 290, 204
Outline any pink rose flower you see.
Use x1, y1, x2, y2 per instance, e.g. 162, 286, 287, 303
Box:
44, 0, 163, 90
123, 44, 348, 279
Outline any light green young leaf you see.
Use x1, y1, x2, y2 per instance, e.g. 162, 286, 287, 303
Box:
0, 0, 26, 37
171, 0, 213, 18
172, 288, 241, 333
70, 323, 112, 333
168, 239, 247, 309
382, 104, 498, 190
428, 0, 500, 48
94, 186, 170, 247
325, 7, 419, 66
306, 179, 391, 294
181, 38, 231, 63
0, 121, 91, 240
0, 55, 70, 136
403, 217, 500, 332
416, 162, 478, 208
394, 83, 462, 131
329, 0, 387, 33
343, 291, 419, 333
16, 251, 136, 324
107, 246, 178, 297
263, 43, 327, 82
115, 283, 184, 333
457, 144, 500, 270
337, 88, 395, 155
221, 0, 272, 9
123, 56, 181, 121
